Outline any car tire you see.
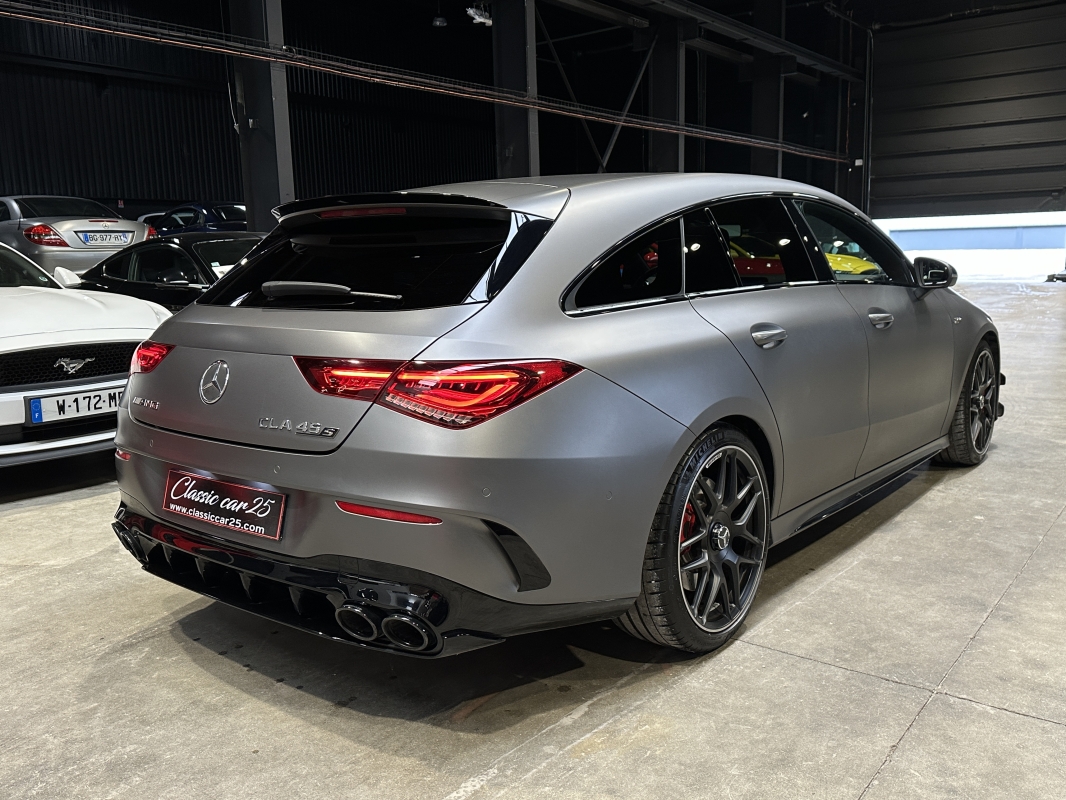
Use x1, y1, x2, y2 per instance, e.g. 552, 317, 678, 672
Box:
938, 341, 998, 467
617, 425, 770, 653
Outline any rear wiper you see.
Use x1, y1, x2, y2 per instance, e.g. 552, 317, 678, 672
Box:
260, 281, 402, 301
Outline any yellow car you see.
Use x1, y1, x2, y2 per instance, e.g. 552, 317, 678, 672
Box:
825, 252, 883, 276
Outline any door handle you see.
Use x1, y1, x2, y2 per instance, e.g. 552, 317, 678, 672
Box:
868, 312, 894, 329
751, 326, 788, 349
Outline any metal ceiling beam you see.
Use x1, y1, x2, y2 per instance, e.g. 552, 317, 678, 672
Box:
622, 0, 862, 82
682, 36, 752, 65
0, 0, 847, 163
539, 0, 650, 28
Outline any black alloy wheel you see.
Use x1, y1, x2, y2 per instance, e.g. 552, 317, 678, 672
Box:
941, 340, 999, 466
618, 425, 770, 653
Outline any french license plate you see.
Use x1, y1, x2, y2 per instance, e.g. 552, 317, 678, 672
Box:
78, 231, 131, 245
29, 388, 121, 423
163, 469, 286, 540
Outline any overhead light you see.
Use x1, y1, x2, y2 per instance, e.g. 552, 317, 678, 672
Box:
467, 5, 492, 24
833, 240, 845, 247
432, 15, 447, 26
778, 238, 791, 246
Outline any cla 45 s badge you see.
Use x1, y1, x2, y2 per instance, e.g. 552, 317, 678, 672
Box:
259, 417, 339, 437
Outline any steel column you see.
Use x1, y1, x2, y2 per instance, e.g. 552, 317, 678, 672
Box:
493, 0, 540, 177
648, 18, 683, 172
228, 0, 294, 232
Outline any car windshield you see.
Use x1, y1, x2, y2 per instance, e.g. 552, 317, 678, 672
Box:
200, 209, 550, 311
17, 197, 117, 218
0, 248, 60, 288
192, 239, 260, 274
212, 204, 246, 222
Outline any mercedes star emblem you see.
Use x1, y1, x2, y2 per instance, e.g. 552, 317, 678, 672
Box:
199, 360, 230, 404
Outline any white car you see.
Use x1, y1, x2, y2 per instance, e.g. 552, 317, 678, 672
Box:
0, 243, 170, 466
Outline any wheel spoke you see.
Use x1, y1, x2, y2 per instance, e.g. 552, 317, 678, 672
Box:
699, 571, 724, 627
682, 552, 709, 572
690, 494, 710, 527
679, 527, 709, 551
734, 490, 762, 528
696, 476, 718, 515
689, 569, 708, 617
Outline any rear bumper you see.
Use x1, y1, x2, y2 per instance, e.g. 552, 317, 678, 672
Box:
112, 506, 634, 657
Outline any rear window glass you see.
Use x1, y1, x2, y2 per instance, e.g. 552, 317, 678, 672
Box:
200, 209, 549, 311
17, 197, 117, 218
213, 205, 246, 222
192, 239, 259, 272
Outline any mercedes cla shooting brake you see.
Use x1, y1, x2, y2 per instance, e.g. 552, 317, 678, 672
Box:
112, 174, 1003, 657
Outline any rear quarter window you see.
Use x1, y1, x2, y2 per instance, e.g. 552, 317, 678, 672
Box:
568, 218, 684, 311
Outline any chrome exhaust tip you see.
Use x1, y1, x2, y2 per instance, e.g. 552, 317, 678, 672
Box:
380, 614, 433, 652
335, 604, 381, 642
112, 521, 147, 564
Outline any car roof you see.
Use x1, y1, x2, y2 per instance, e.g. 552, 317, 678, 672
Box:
420, 172, 863, 217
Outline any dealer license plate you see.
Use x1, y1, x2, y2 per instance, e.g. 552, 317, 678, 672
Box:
29, 388, 122, 423
162, 469, 286, 540
78, 231, 131, 245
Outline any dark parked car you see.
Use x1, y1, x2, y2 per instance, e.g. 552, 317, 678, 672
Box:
77, 232, 262, 311
155, 203, 247, 234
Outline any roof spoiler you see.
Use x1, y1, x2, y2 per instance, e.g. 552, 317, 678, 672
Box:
271, 193, 505, 224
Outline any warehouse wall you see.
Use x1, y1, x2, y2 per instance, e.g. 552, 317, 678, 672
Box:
870, 3, 1066, 218
0, 3, 241, 213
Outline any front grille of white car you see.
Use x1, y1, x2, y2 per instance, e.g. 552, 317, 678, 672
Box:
0, 342, 137, 390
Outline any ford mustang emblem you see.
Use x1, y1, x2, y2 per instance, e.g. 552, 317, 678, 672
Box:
55, 357, 95, 375
199, 360, 230, 404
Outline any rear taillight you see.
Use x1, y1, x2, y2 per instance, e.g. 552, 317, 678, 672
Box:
146, 225, 158, 238
115, 448, 132, 461
294, 358, 402, 401
131, 341, 174, 374
293, 357, 582, 427
23, 224, 68, 247
383, 360, 581, 427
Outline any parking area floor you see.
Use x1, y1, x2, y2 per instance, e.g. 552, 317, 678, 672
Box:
3, 281, 1066, 799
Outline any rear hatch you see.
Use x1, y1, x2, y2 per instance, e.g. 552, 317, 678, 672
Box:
17, 196, 145, 249
127, 193, 555, 452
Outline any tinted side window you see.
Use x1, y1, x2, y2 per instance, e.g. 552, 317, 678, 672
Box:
794, 200, 911, 285
130, 246, 202, 284
102, 253, 131, 280
683, 208, 738, 293
709, 198, 816, 286
574, 218, 683, 309
0, 204, 10, 222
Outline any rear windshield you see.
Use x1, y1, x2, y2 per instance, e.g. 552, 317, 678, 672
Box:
213, 204, 246, 222
17, 197, 117, 218
200, 209, 551, 311
192, 239, 260, 271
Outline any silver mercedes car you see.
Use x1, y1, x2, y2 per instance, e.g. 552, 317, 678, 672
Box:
111, 174, 1003, 657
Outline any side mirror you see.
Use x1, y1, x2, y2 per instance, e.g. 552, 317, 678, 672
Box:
914, 257, 957, 296
53, 267, 82, 288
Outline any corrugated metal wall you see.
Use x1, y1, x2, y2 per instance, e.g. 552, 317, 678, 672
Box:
287, 69, 496, 197
0, 5, 242, 207
871, 4, 1066, 218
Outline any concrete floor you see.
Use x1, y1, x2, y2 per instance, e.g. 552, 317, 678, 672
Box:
3, 280, 1065, 799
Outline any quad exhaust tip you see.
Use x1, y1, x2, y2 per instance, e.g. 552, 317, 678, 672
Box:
335, 604, 381, 642
381, 614, 433, 652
